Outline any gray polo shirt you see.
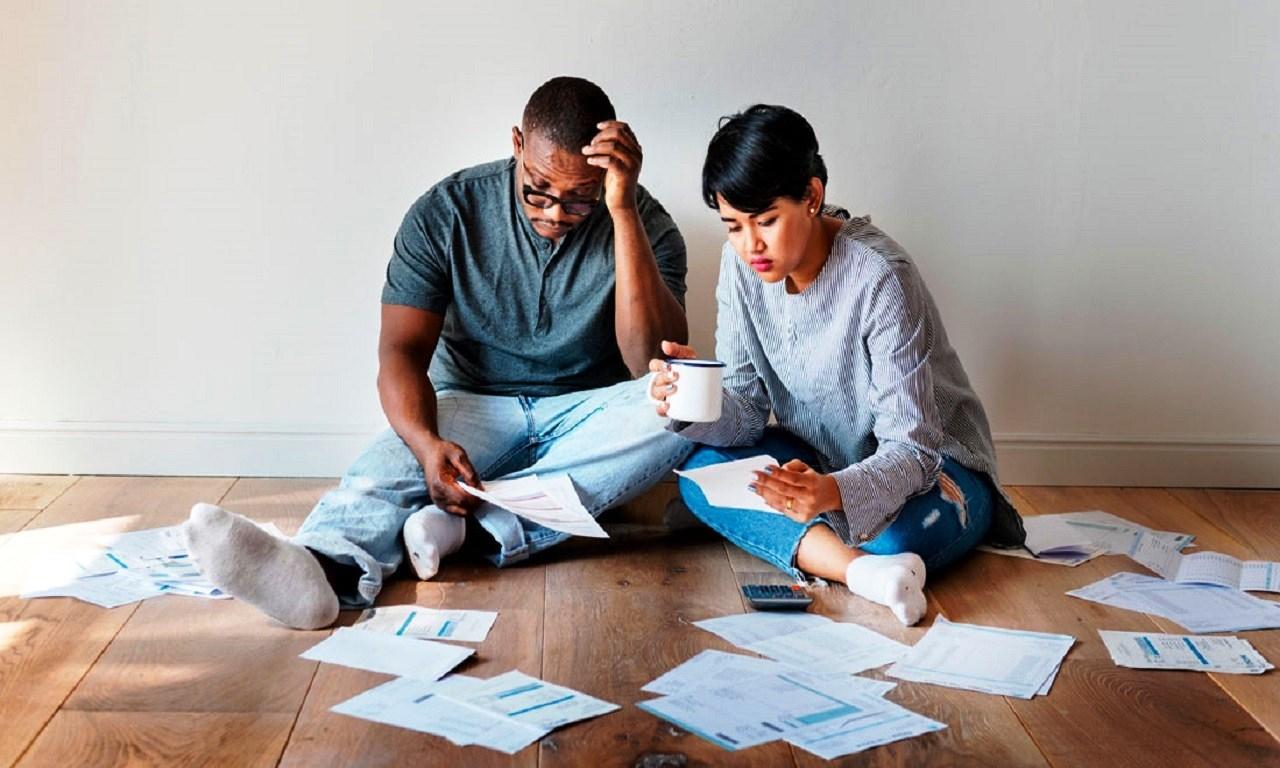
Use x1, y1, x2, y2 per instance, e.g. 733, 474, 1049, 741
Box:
382, 158, 687, 397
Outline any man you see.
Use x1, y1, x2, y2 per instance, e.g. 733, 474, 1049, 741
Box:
184, 76, 692, 629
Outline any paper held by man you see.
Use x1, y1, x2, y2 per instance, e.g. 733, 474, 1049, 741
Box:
459, 474, 608, 538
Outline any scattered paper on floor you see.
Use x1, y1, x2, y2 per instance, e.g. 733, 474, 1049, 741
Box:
300, 626, 473, 682
353, 605, 497, 643
886, 617, 1073, 699
1098, 630, 1272, 674
1067, 572, 1280, 633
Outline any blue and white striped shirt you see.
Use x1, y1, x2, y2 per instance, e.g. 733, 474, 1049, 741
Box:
673, 212, 1024, 547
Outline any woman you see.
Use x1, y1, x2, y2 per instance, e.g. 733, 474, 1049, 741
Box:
651, 105, 1025, 625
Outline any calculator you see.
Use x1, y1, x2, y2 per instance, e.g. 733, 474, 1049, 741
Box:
741, 583, 813, 611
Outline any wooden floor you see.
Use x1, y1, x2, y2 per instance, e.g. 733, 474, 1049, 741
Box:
0, 476, 1278, 767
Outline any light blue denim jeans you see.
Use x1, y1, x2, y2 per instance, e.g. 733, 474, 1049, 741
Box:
678, 428, 993, 580
294, 378, 694, 607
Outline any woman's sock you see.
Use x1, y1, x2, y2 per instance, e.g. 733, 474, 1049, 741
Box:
402, 508, 466, 580
182, 503, 339, 630
844, 552, 928, 626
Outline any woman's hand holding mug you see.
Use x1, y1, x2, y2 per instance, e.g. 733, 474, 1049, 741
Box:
648, 341, 724, 422
648, 341, 697, 417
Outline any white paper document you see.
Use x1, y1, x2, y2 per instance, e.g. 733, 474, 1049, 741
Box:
784, 696, 947, 760
639, 671, 940, 754
642, 649, 896, 698
886, 617, 1074, 699
1128, 541, 1280, 593
746, 622, 909, 675
643, 649, 791, 696
98, 525, 189, 565
332, 676, 546, 754
1051, 510, 1194, 555
1067, 572, 1280, 633
694, 611, 832, 647
460, 475, 607, 538
458, 670, 619, 730
1098, 630, 1272, 674
300, 627, 473, 682
354, 605, 497, 643
980, 515, 1105, 566
333, 670, 617, 754
674, 455, 780, 514
21, 569, 167, 608
23, 523, 228, 606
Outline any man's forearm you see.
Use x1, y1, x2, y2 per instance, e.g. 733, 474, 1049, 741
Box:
377, 350, 444, 463
612, 209, 688, 374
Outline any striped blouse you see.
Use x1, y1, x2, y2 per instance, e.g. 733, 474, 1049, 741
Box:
672, 211, 1025, 548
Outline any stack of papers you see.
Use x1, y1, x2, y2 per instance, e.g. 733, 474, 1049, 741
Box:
333, 671, 617, 754
886, 617, 1074, 699
1098, 630, 1272, 675
300, 627, 474, 682
674, 455, 780, 514
694, 612, 909, 675
1127, 539, 1280, 593
353, 605, 497, 642
638, 613, 941, 758
980, 515, 1106, 567
638, 667, 943, 758
21, 524, 234, 607
460, 475, 607, 538
1067, 572, 1280, 633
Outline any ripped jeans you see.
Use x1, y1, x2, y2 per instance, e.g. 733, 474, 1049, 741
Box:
678, 429, 994, 579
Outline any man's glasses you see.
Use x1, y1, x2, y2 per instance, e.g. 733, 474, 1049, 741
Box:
521, 184, 600, 217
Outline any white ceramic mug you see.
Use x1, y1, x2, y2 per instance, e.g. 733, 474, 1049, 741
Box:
665, 359, 725, 422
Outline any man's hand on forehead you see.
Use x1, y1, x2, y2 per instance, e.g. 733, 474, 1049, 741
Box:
583, 120, 642, 212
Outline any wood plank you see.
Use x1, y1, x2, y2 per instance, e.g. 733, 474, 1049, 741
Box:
723, 533, 1049, 767
16, 476, 233, 530
1168, 488, 1280, 554
17, 711, 292, 768
986, 487, 1280, 767
540, 534, 796, 767
0, 510, 41, 536
0, 475, 78, 510
216, 477, 337, 536
1114, 487, 1280, 742
62, 479, 331, 718
279, 555, 546, 768
0, 476, 234, 767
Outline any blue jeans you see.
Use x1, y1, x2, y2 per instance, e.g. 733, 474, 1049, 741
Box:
294, 379, 694, 608
678, 429, 993, 580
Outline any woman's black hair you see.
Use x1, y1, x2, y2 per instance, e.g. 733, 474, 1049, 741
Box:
701, 104, 828, 213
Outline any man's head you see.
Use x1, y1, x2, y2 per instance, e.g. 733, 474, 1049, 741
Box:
512, 76, 616, 240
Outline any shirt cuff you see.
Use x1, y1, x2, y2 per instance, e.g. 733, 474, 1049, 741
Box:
665, 389, 763, 446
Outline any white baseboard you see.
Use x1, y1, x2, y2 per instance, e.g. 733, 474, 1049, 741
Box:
994, 433, 1280, 488
0, 422, 1277, 487
0, 421, 379, 478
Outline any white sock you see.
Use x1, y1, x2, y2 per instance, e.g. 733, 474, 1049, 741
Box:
845, 552, 928, 626
182, 503, 339, 630
402, 508, 466, 580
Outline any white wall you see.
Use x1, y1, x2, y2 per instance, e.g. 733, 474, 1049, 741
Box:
3, 1, 1278, 485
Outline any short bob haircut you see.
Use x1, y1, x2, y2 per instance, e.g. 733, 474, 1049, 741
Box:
701, 104, 827, 214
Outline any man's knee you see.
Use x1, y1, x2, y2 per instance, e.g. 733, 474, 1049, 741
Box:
344, 429, 424, 484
